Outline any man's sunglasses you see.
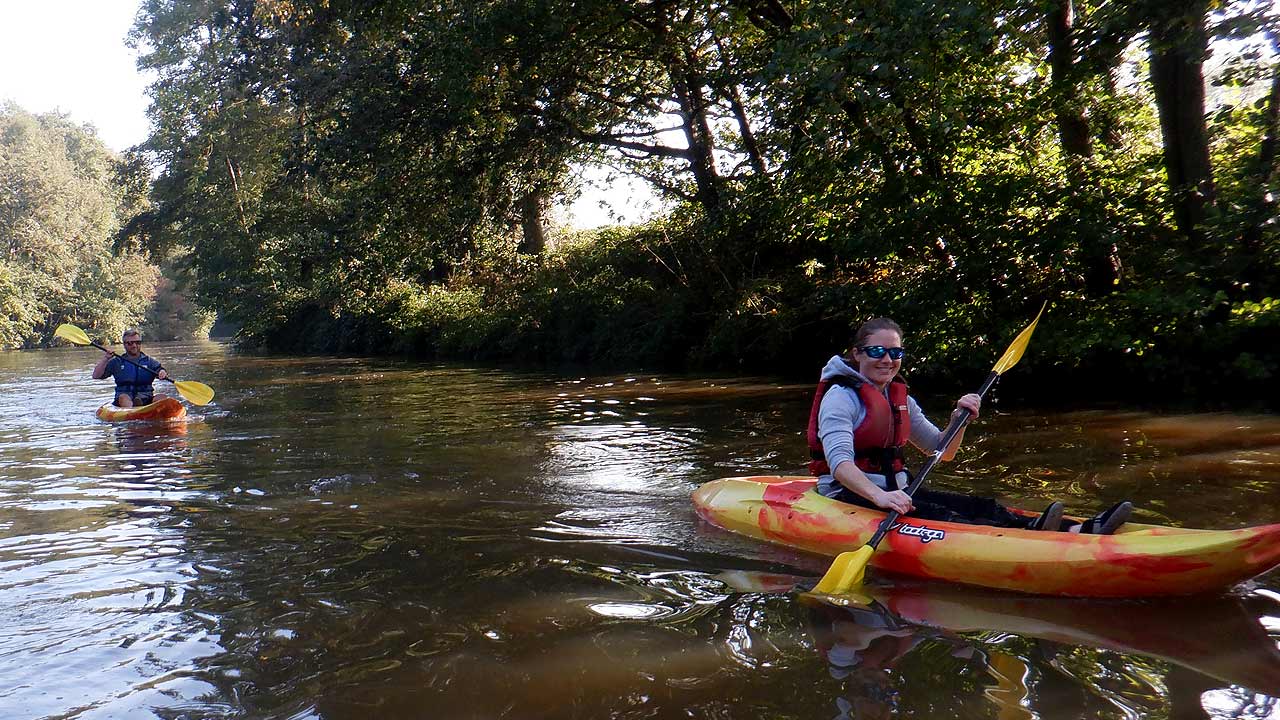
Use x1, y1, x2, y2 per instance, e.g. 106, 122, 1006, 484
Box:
124, 340, 142, 345
858, 345, 905, 360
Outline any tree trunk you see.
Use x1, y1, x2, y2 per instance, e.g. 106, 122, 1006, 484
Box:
224, 156, 253, 238
1076, 0, 1132, 151
1048, 0, 1122, 292
1254, 63, 1280, 188
1148, 1, 1216, 243
518, 190, 546, 256
672, 67, 722, 214
1095, 57, 1126, 150
1232, 48, 1280, 289
724, 80, 767, 176
1047, 0, 1092, 167
637, 6, 722, 215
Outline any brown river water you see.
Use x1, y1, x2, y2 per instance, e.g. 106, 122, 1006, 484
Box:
1, 341, 1278, 719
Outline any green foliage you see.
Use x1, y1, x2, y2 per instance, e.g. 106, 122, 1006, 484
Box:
125, 0, 1280, 406
388, 282, 516, 358
512, 227, 701, 366
243, 219, 706, 367
0, 104, 160, 348
0, 259, 44, 347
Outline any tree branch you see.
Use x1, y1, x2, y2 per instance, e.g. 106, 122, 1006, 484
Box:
581, 133, 693, 159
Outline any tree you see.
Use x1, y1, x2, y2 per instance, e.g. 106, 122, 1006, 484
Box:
1146, 0, 1218, 244
0, 103, 159, 348
1047, 0, 1093, 167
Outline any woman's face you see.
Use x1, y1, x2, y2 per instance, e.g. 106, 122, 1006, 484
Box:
852, 329, 903, 387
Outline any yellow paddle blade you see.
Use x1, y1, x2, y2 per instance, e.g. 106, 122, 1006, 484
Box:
174, 380, 215, 406
813, 546, 874, 594
54, 323, 92, 346
814, 589, 875, 607
991, 301, 1047, 376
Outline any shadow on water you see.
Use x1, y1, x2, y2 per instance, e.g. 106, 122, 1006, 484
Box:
1, 343, 1279, 719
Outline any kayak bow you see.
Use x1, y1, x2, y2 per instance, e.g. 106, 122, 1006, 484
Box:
95, 397, 187, 422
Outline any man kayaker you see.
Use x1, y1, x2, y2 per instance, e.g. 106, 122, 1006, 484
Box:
92, 329, 168, 407
808, 317, 1131, 534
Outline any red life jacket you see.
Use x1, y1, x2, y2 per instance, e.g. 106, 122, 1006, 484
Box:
806, 375, 911, 477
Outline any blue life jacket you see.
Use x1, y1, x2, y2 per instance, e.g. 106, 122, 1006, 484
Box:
107, 353, 163, 396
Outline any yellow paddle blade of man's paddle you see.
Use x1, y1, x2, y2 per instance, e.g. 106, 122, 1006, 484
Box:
173, 380, 215, 406
813, 546, 874, 595
992, 302, 1046, 376
54, 323, 93, 346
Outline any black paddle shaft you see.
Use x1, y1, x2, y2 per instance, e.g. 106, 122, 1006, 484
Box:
864, 370, 1001, 548
91, 341, 170, 383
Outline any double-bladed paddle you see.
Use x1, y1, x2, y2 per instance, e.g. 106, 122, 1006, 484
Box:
54, 323, 215, 406
812, 303, 1046, 595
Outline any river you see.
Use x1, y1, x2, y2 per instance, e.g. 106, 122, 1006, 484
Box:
1, 341, 1278, 719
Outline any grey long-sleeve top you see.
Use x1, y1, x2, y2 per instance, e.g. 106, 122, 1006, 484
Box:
814, 355, 944, 497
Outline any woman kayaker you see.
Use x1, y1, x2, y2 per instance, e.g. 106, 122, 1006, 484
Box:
807, 317, 1131, 534
804, 597, 986, 720
92, 328, 168, 408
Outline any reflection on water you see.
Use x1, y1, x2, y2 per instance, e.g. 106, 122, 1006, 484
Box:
0, 343, 1277, 718
728, 571, 1280, 719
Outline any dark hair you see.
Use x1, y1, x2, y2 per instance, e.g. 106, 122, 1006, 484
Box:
851, 317, 902, 350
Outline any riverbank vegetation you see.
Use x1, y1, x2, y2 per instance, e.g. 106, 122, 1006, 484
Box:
0, 105, 213, 348
101, 2, 1280, 402
0, 104, 157, 348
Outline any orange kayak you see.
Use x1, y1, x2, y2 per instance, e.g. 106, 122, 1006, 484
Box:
95, 397, 187, 422
693, 476, 1280, 597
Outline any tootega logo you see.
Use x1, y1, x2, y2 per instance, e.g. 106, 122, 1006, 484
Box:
891, 522, 946, 544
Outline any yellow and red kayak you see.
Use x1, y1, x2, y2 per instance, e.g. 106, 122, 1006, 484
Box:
95, 397, 187, 422
693, 476, 1280, 598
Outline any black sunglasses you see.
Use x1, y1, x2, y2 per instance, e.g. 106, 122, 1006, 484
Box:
124, 340, 142, 345
858, 345, 905, 360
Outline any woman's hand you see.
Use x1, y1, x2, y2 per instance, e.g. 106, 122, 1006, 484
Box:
873, 489, 914, 515
955, 392, 981, 419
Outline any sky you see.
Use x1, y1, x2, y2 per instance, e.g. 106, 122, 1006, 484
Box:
0, 0, 656, 230
0, 0, 151, 153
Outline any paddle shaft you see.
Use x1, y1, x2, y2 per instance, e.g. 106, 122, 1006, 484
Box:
91, 341, 172, 385
862, 370, 1000, 549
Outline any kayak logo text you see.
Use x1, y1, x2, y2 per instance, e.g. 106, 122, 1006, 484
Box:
890, 522, 946, 544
